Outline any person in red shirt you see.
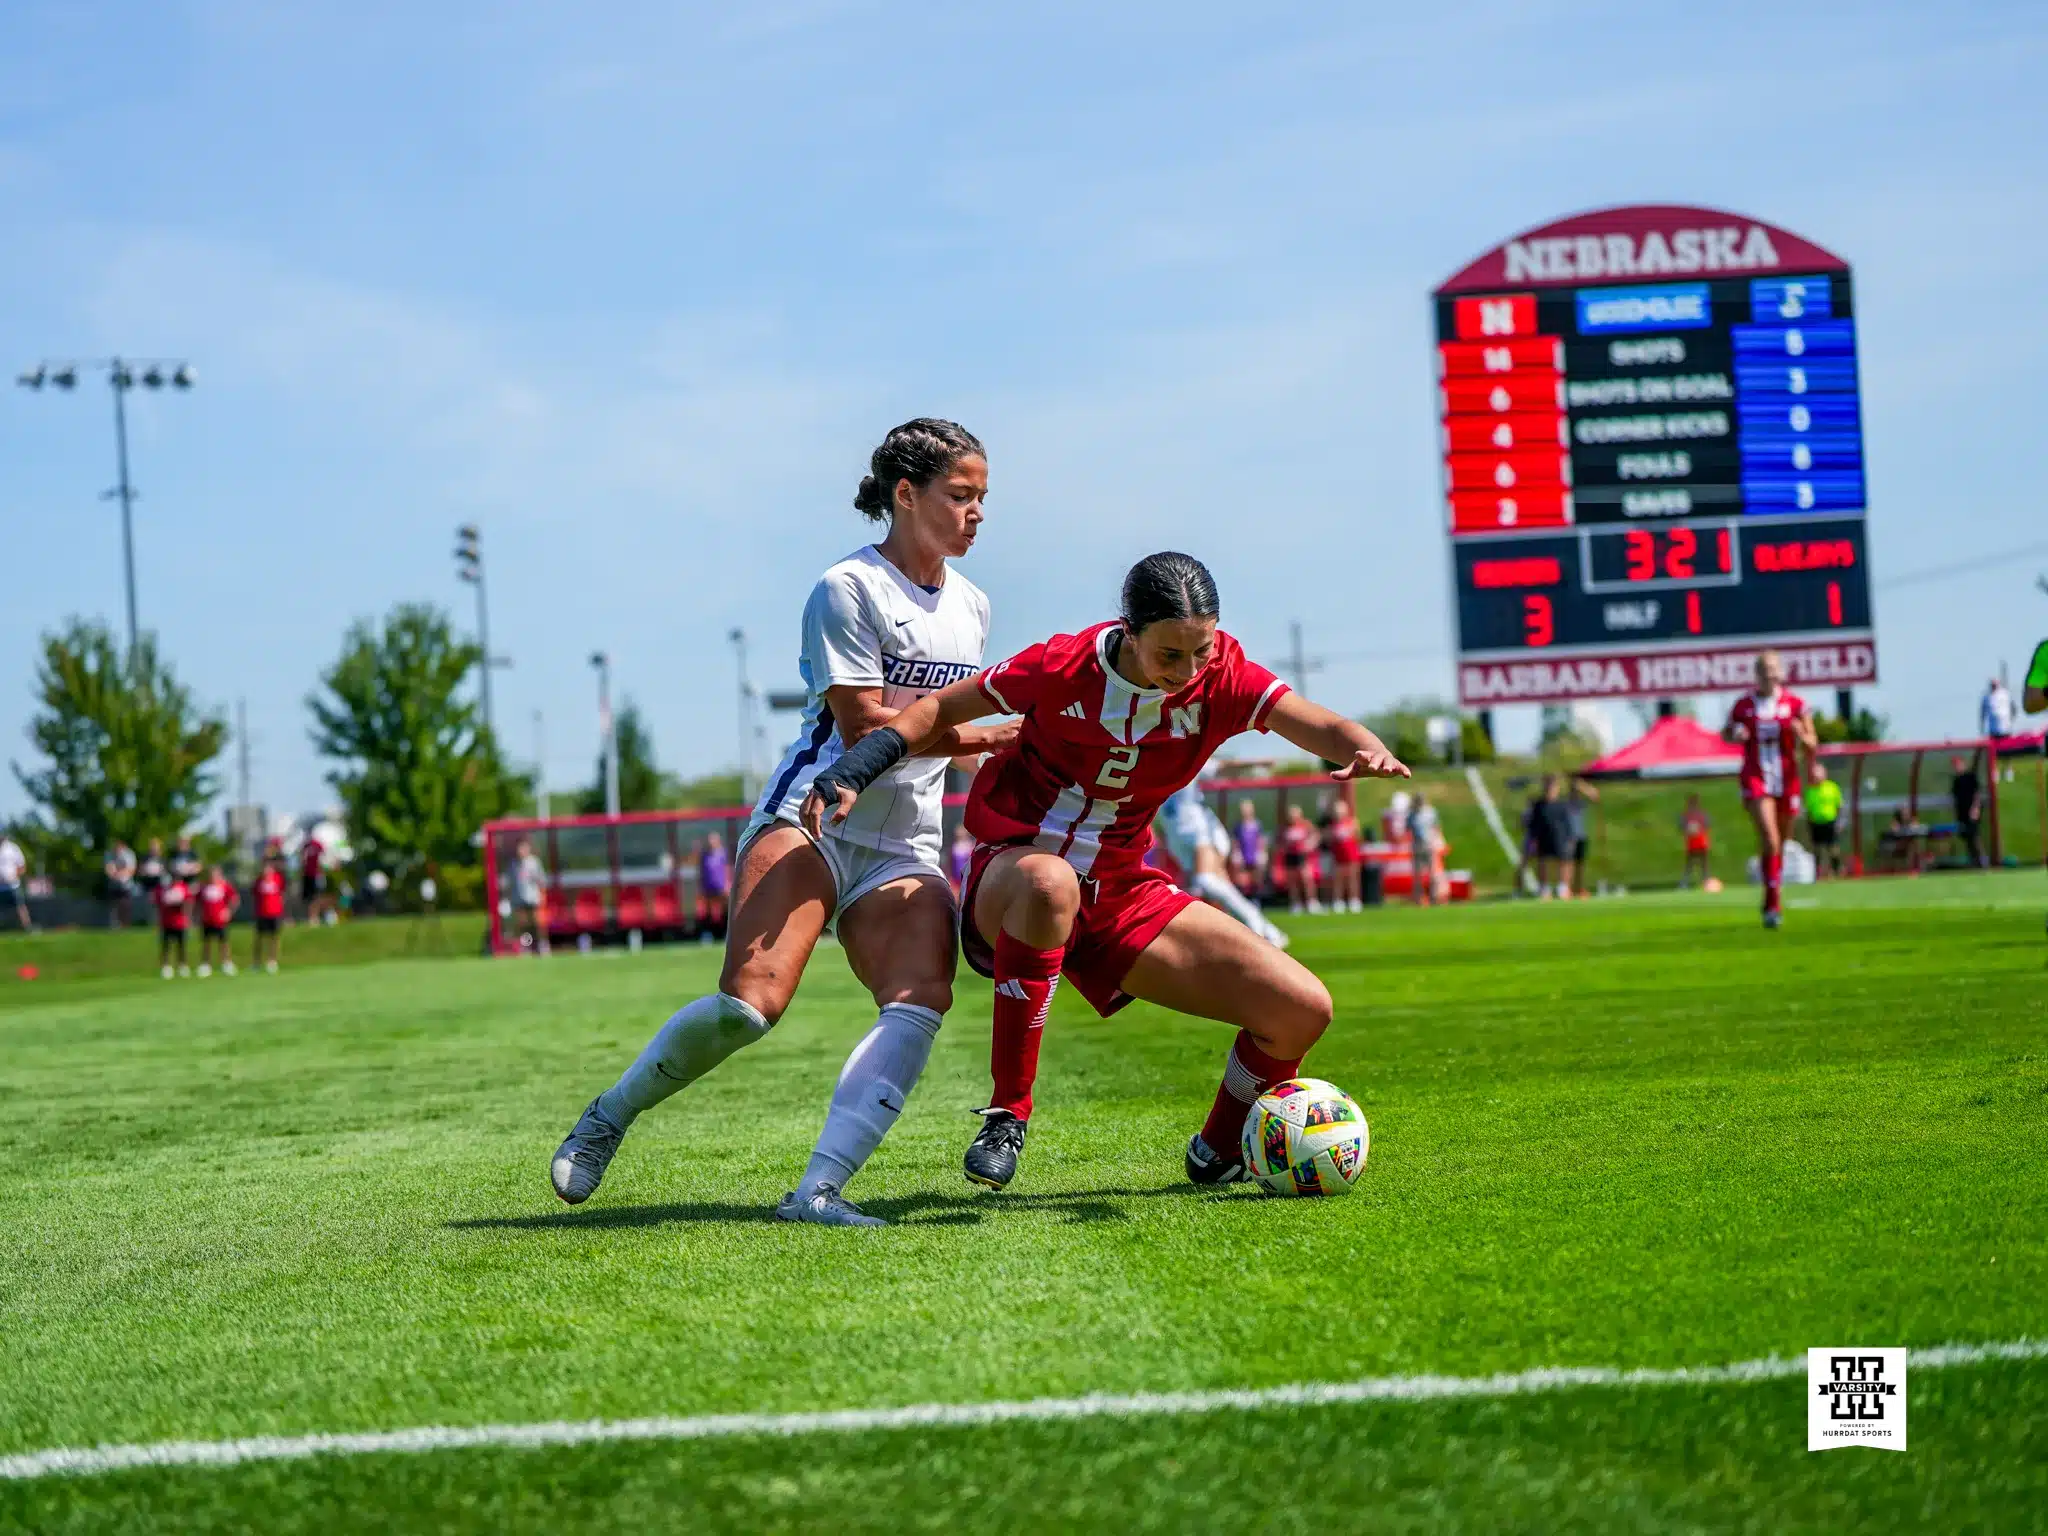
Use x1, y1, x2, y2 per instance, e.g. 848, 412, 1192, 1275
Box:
1678, 793, 1713, 890
154, 872, 193, 978
253, 854, 288, 972
1722, 649, 1817, 929
803, 551, 1409, 1191
1277, 803, 1322, 914
300, 834, 334, 925
1324, 799, 1365, 913
196, 865, 240, 977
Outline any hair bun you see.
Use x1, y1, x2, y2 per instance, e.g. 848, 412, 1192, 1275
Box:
853, 473, 885, 515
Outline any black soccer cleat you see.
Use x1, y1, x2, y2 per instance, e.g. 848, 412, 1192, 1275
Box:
1185, 1131, 1247, 1187
964, 1108, 1027, 1190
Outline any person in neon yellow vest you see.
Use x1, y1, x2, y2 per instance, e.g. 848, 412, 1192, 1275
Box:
1804, 763, 1845, 879
2025, 640, 2048, 716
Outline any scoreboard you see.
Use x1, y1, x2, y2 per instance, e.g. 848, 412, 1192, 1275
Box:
1433, 205, 1880, 707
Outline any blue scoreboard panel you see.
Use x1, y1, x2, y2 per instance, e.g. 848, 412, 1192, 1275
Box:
1433, 206, 1880, 707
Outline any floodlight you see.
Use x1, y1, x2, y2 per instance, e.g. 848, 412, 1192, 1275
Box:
51, 366, 77, 389
142, 367, 164, 389
17, 365, 45, 389
171, 365, 194, 389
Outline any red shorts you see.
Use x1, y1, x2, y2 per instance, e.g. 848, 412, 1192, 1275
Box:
1739, 776, 1802, 819
1685, 834, 1710, 855
960, 842, 1198, 1018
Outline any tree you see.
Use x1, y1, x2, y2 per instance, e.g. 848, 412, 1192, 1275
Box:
1364, 696, 1494, 766
10, 619, 227, 883
308, 603, 523, 874
578, 698, 675, 813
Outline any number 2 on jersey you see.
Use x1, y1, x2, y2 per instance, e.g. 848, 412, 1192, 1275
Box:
1096, 745, 1140, 790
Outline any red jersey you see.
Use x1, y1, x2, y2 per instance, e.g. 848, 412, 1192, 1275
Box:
1726, 689, 1808, 801
155, 878, 192, 931
1280, 821, 1319, 864
969, 622, 1290, 876
255, 869, 287, 919
1325, 817, 1362, 864
301, 837, 324, 879
198, 878, 238, 929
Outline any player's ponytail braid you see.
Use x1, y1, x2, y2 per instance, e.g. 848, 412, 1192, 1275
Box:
1120, 552, 1220, 636
853, 418, 986, 521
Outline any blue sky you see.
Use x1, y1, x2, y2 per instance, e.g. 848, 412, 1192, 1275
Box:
4, 1, 2044, 820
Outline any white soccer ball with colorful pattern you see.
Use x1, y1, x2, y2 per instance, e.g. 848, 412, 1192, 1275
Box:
1240, 1078, 1368, 1197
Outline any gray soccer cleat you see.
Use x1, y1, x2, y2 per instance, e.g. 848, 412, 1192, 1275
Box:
775, 1184, 886, 1227
550, 1097, 626, 1205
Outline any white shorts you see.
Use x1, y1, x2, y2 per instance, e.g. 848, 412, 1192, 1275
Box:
1160, 803, 1230, 871
739, 808, 949, 928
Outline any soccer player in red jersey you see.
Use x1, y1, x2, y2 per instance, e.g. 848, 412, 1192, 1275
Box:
196, 865, 240, 976
803, 552, 1409, 1190
1722, 649, 1817, 929
154, 872, 194, 978
253, 853, 288, 972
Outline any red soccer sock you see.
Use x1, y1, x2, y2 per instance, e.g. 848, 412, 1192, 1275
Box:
1764, 850, 1784, 914
989, 931, 1064, 1121
1200, 1032, 1303, 1157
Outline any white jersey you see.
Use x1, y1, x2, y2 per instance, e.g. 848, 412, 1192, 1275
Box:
1158, 785, 1230, 869
757, 545, 990, 867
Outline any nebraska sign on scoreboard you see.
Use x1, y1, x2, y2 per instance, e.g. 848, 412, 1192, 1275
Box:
1434, 204, 1879, 707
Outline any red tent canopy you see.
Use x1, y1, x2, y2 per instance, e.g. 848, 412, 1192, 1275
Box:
1580, 716, 1742, 779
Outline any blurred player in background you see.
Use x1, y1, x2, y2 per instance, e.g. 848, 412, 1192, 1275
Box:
2025, 638, 2048, 939
253, 852, 288, 972
1407, 792, 1444, 906
947, 822, 975, 898
1804, 763, 1843, 878
1232, 798, 1267, 898
1278, 802, 1322, 913
170, 835, 202, 888
697, 832, 730, 940
804, 551, 1408, 1192
1323, 796, 1364, 912
509, 837, 550, 954
300, 832, 333, 925
196, 865, 239, 977
1157, 784, 1289, 948
104, 840, 138, 928
551, 419, 1012, 1227
1723, 649, 1816, 929
1529, 775, 1570, 899
155, 868, 193, 978
1679, 793, 1713, 888
0, 831, 29, 933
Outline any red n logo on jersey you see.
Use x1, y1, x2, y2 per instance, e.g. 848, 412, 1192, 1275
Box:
1169, 704, 1203, 739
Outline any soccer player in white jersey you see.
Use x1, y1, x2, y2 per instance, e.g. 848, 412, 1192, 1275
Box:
1157, 784, 1289, 949
550, 420, 1012, 1225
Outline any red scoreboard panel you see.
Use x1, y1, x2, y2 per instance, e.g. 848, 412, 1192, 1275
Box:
1432, 204, 1880, 707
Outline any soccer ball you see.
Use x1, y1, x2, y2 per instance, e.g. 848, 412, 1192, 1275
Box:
1241, 1077, 1369, 1197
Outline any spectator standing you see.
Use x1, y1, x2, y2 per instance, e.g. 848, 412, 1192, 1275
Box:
197, 866, 240, 977
1804, 764, 1844, 878
1325, 799, 1365, 912
170, 835, 203, 887
253, 855, 288, 972
154, 869, 193, 977
1679, 794, 1713, 889
509, 836, 550, 954
1950, 755, 1984, 868
300, 832, 333, 925
1562, 777, 1599, 897
698, 831, 730, 941
1381, 789, 1412, 847
105, 840, 138, 928
1278, 803, 1322, 914
1981, 676, 2015, 740
0, 833, 30, 933
1529, 775, 1571, 899
1233, 799, 1268, 898
1406, 793, 1444, 906
137, 838, 166, 906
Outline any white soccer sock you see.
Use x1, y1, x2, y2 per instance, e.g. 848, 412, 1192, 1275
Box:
596, 991, 771, 1129
796, 1002, 942, 1200
1193, 870, 1286, 944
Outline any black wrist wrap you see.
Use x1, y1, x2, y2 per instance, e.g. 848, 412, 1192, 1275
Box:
809, 726, 909, 802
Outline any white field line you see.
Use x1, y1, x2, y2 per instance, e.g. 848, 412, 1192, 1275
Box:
1463, 764, 1524, 870
4, 1337, 2043, 1483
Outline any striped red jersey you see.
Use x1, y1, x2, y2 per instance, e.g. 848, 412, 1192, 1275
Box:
967, 622, 1290, 875
1727, 689, 1808, 800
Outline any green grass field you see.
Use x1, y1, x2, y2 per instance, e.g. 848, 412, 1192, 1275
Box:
3, 874, 2045, 1531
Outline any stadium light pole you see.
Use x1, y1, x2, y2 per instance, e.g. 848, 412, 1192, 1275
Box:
729, 627, 758, 803
453, 524, 512, 741
590, 651, 620, 818
16, 357, 194, 662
